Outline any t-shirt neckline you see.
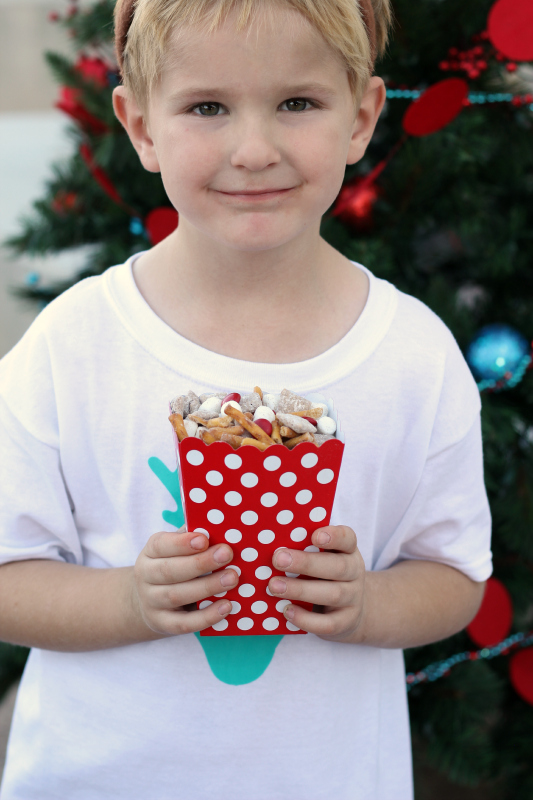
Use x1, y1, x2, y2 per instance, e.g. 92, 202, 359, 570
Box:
105, 249, 398, 393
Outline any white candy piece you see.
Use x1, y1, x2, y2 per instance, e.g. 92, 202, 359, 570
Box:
184, 419, 198, 437
221, 400, 242, 416
317, 415, 337, 435
313, 402, 329, 417
253, 406, 276, 424
198, 396, 222, 416
262, 393, 280, 411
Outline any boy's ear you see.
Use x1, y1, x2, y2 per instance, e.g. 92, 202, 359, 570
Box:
112, 86, 161, 173
346, 76, 387, 166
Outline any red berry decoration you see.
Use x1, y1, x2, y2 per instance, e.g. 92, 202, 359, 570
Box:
302, 416, 318, 427
402, 78, 469, 137
254, 418, 273, 436
222, 393, 241, 405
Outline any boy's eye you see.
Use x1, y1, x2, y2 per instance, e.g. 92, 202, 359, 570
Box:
187, 97, 316, 117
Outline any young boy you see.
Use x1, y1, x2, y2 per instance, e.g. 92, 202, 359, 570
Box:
0, 1, 492, 798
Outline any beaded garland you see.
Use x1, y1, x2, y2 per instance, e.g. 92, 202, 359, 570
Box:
406, 629, 533, 691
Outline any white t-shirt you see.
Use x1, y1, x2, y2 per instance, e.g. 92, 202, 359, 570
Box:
0, 252, 492, 800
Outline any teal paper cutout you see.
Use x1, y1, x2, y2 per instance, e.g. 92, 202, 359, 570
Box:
194, 633, 283, 685
148, 457, 184, 528
149, 455, 285, 684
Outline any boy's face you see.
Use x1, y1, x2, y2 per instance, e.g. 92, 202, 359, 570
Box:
114, 6, 385, 256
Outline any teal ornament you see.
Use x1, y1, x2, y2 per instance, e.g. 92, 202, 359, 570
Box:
466, 324, 531, 390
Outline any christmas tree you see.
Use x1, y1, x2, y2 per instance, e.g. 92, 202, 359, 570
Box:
3, 1, 533, 796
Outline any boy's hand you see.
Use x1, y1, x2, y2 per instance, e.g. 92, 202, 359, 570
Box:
132, 531, 238, 636
268, 525, 366, 643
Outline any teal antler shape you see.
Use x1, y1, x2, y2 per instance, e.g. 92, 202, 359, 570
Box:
148, 457, 184, 528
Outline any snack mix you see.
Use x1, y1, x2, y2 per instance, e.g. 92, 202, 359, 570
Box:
169, 387, 338, 451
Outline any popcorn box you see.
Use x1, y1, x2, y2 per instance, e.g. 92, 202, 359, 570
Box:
171, 394, 345, 636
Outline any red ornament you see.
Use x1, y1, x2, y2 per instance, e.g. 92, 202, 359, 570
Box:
402, 78, 469, 136
331, 175, 381, 230
74, 55, 109, 87
506, 62, 518, 72
56, 86, 109, 135
51, 190, 79, 215
79, 143, 130, 209
509, 648, 533, 705
466, 577, 513, 647
488, 0, 533, 61
145, 207, 179, 245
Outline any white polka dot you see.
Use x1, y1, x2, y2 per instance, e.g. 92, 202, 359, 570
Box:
237, 617, 254, 631
285, 572, 299, 578
258, 530, 275, 544
212, 618, 229, 631
199, 600, 213, 609
290, 527, 307, 542
309, 506, 327, 522
276, 599, 291, 612
241, 472, 259, 488
301, 453, 318, 468
296, 489, 312, 505
304, 545, 320, 553
194, 527, 209, 536
238, 583, 255, 597
266, 586, 274, 596
241, 510, 258, 525
226, 565, 241, 576
261, 492, 278, 507
225, 454, 242, 469
189, 488, 206, 503
255, 565, 272, 579
276, 509, 294, 525
225, 491, 242, 506
186, 450, 204, 465
251, 601, 268, 614
213, 591, 227, 597
317, 468, 334, 484
286, 620, 300, 631
263, 617, 280, 631
264, 455, 281, 471
230, 601, 241, 614
279, 471, 297, 487
206, 470, 223, 486
207, 509, 224, 524
241, 547, 258, 562
224, 529, 242, 543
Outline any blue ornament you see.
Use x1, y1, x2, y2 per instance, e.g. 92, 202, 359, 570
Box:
129, 217, 145, 236
466, 324, 530, 386
25, 271, 40, 287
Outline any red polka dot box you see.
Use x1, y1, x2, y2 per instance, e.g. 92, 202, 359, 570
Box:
171, 394, 345, 636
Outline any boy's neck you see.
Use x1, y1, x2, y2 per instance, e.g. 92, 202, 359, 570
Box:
132, 228, 369, 364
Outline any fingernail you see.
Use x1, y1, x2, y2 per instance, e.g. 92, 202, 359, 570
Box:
218, 602, 231, 615
191, 535, 205, 549
285, 606, 295, 620
214, 546, 232, 564
275, 551, 292, 568
271, 578, 287, 594
220, 570, 237, 587
316, 531, 330, 545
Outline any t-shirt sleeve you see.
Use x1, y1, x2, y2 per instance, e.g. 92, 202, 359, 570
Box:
0, 319, 83, 568
382, 325, 493, 583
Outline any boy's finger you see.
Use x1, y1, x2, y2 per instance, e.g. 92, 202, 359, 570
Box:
154, 600, 233, 636
279, 604, 354, 638
146, 543, 234, 585
149, 569, 240, 609
145, 530, 210, 560
310, 525, 358, 553
272, 546, 362, 582
268, 576, 356, 608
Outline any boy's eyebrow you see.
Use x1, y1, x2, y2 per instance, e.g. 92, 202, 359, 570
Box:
170, 82, 338, 101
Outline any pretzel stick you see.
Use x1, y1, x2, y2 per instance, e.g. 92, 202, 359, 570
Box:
280, 426, 297, 439
198, 429, 218, 445
169, 413, 188, 442
284, 432, 315, 449
224, 405, 275, 445
271, 418, 282, 444
254, 386, 263, 400
243, 411, 254, 421
207, 426, 245, 440
221, 433, 246, 449
188, 413, 209, 426
205, 415, 234, 428
241, 438, 269, 451
289, 408, 323, 419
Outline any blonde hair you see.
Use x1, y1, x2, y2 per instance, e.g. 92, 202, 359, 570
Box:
115, 0, 393, 115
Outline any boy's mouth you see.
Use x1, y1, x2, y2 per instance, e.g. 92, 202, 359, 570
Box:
217, 188, 294, 200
